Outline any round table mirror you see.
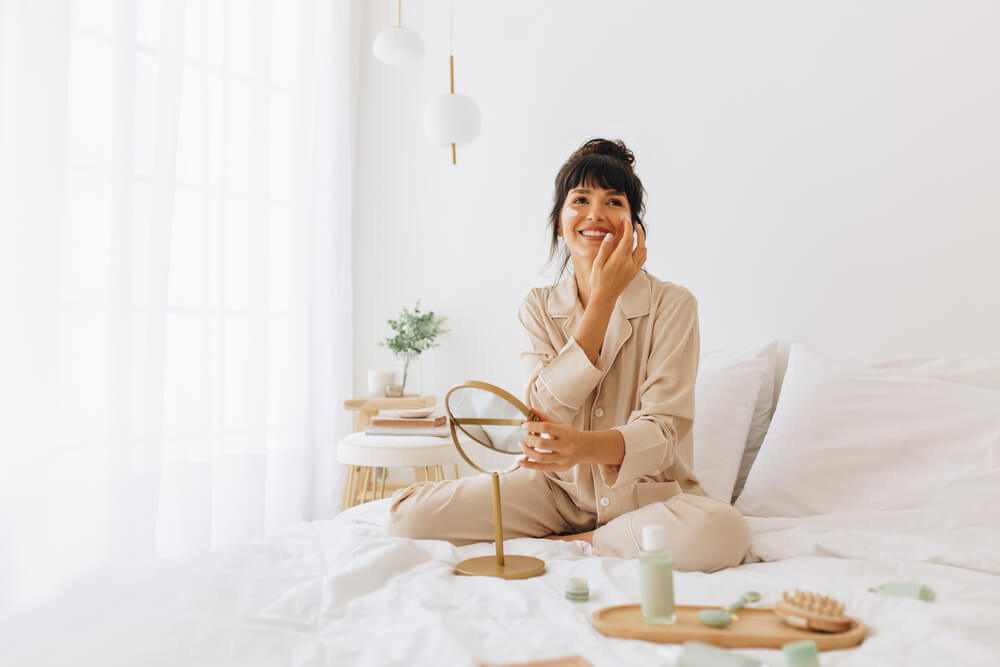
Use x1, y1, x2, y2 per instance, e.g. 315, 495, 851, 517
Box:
445, 380, 546, 580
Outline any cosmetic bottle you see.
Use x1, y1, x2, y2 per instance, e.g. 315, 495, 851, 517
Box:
639, 524, 675, 624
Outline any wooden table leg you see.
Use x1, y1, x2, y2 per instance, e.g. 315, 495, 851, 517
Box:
360, 466, 372, 504
340, 466, 349, 510
342, 465, 357, 510
354, 409, 378, 432
341, 465, 354, 510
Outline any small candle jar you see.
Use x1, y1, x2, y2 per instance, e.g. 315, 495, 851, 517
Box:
565, 577, 589, 602
367, 369, 396, 397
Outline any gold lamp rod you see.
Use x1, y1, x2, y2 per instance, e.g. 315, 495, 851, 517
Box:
450, 55, 456, 165
449, 0, 456, 165
396, 0, 401, 27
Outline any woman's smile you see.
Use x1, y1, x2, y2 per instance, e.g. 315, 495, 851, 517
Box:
579, 227, 612, 240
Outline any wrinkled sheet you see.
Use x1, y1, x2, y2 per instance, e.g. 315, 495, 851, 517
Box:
747, 509, 1000, 575
4, 500, 1000, 666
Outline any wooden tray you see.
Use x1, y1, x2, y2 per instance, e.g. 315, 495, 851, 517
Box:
592, 605, 867, 650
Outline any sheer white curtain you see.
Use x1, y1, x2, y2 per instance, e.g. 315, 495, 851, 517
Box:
0, 0, 357, 613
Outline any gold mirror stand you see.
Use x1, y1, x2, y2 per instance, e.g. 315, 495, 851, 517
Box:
454, 471, 545, 579
447, 381, 545, 580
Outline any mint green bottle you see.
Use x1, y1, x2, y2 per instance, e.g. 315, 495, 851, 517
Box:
639, 525, 676, 624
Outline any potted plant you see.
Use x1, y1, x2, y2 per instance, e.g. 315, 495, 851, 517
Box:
379, 301, 449, 396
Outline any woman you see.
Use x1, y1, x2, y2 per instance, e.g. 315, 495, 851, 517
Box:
386, 139, 750, 572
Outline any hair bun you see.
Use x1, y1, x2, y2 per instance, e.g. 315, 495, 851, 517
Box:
571, 138, 635, 166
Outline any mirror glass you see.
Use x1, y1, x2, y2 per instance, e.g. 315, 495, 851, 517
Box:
448, 386, 527, 454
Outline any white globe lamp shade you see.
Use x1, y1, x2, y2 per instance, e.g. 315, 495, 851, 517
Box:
424, 93, 481, 146
372, 26, 425, 66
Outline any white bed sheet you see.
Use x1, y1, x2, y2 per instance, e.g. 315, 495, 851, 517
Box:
747, 510, 1000, 576
4, 500, 1000, 667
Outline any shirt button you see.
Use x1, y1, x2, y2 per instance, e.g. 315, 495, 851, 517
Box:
599, 496, 610, 507
594, 408, 604, 418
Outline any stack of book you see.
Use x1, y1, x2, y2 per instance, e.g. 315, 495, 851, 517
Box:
363, 410, 450, 437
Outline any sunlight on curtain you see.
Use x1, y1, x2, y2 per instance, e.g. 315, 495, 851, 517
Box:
0, 0, 356, 613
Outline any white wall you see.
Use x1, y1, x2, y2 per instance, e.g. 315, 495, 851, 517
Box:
353, 0, 1000, 403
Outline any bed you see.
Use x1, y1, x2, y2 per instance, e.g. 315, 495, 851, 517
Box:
5, 343, 1000, 666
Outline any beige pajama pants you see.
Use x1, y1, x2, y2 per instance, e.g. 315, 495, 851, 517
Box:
385, 467, 751, 573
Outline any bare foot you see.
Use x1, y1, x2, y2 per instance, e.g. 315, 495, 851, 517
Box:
544, 530, 594, 546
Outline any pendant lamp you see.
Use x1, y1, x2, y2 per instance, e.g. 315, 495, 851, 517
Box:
373, 0, 424, 67
423, 1, 481, 164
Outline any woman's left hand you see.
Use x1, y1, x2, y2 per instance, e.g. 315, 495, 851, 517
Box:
519, 409, 593, 472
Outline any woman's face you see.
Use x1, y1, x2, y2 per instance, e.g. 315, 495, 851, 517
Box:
558, 183, 633, 262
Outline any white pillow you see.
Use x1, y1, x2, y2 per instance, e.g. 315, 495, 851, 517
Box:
701, 341, 779, 501
692, 356, 768, 502
735, 344, 1000, 517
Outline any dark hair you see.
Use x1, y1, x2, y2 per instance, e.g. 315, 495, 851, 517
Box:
546, 138, 647, 279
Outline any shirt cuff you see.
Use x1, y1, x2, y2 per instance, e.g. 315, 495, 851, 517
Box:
600, 419, 675, 488
535, 336, 603, 410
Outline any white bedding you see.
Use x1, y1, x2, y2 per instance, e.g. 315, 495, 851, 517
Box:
747, 511, 1000, 575
5, 499, 1000, 667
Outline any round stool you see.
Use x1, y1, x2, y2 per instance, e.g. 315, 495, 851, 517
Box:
338, 432, 464, 509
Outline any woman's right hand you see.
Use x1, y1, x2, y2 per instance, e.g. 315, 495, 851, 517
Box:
588, 219, 646, 307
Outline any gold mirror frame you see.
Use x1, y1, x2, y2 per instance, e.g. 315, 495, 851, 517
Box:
445, 380, 546, 580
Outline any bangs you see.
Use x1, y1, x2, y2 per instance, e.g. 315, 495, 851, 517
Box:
562, 154, 633, 194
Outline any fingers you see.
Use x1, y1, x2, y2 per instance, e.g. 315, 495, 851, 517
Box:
526, 407, 551, 422
523, 432, 564, 452
520, 417, 579, 471
592, 231, 615, 272
521, 441, 557, 462
611, 216, 634, 259
522, 419, 557, 436
520, 441, 571, 469
522, 413, 567, 437
633, 223, 646, 266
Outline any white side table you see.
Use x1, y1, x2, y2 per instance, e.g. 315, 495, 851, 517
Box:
338, 432, 464, 509
341, 394, 440, 509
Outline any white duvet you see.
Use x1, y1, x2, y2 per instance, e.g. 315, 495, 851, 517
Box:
5, 499, 1000, 667
747, 510, 1000, 575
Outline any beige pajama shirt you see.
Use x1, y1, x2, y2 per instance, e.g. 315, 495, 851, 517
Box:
385, 272, 751, 572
